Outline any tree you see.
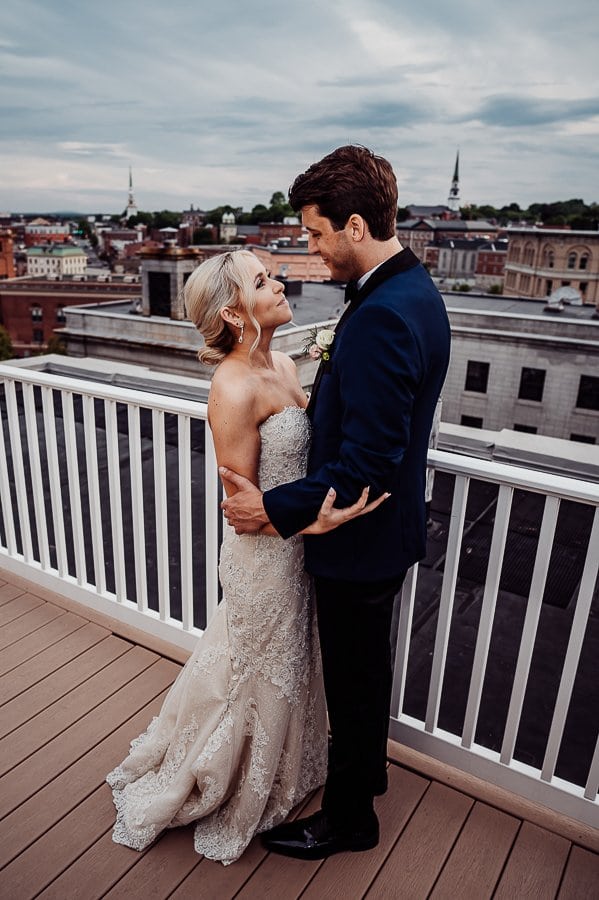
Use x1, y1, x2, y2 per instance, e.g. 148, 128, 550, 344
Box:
250, 204, 270, 223
0, 325, 13, 360
193, 227, 215, 244
128, 211, 154, 227
267, 191, 294, 222
152, 209, 182, 230
45, 336, 67, 355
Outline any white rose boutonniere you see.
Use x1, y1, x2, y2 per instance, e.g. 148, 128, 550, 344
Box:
303, 326, 335, 362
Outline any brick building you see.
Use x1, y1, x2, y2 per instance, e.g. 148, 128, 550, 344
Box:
0, 230, 15, 280
396, 218, 498, 262
0, 276, 140, 356
475, 240, 508, 289
23, 217, 71, 247
251, 245, 330, 282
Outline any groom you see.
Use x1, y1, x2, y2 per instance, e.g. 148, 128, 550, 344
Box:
221, 145, 451, 859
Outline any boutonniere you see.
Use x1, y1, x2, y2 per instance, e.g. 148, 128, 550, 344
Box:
303, 326, 335, 362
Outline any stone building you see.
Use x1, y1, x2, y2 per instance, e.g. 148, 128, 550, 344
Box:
26, 245, 87, 278
442, 302, 599, 443
503, 227, 599, 306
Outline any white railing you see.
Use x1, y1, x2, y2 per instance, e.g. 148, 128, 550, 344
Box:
0, 364, 219, 652
1, 363, 598, 828
391, 450, 599, 830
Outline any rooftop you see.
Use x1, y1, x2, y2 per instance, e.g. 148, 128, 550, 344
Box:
1, 568, 597, 899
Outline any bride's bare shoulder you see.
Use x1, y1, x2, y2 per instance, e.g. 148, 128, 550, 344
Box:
208, 360, 259, 423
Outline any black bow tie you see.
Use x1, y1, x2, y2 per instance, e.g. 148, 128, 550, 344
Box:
344, 280, 360, 303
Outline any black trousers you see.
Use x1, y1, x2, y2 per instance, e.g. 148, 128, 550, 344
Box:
314, 571, 406, 826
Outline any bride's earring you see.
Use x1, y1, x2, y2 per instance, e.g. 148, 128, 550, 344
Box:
237, 320, 244, 344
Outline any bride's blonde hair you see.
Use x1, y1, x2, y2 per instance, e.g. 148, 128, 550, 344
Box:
184, 250, 261, 365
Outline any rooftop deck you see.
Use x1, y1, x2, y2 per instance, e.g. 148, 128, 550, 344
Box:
1, 569, 597, 900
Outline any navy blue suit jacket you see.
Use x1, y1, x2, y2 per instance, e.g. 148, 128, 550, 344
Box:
263, 249, 451, 582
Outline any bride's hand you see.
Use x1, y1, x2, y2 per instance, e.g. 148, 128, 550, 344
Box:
301, 487, 390, 535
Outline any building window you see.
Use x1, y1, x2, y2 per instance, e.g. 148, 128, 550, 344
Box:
571, 433, 596, 444
514, 424, 537, 434
56, 306, 66, 322
31, 305, 43, 321
545, 279, 553, 296
576, 376, 599, 411
465, 360, 490, 393
579, 254, 589, 270
461, 415, 483, 428
32, 329, 44, 344
567, 252, 576, 269
580, 282, 588, 296
518, 367, 546, 402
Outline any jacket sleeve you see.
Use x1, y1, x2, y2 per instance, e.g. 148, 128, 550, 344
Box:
263, 303, 423, 537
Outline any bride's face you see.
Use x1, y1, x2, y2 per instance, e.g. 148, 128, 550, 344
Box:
243, 256, 293, 330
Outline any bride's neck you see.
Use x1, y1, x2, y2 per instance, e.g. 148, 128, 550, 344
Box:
228, 330, 275, 369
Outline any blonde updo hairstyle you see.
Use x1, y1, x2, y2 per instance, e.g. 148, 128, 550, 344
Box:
184, 250, 262, 365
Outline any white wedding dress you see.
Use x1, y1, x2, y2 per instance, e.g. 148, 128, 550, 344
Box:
107, 406, 328, 864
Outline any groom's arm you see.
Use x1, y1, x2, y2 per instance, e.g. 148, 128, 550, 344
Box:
264, 304, 422, 538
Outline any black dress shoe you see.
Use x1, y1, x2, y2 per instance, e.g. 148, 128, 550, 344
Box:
261, 810, 379, 860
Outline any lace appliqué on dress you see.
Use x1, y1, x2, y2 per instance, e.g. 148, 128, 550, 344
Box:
106, 406, 328, 865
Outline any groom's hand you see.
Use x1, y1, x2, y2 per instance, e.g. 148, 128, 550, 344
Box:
220, 467, 270, 534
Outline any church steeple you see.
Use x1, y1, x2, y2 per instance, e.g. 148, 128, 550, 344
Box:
447, 150, 460, 213
125, 166, 138, 220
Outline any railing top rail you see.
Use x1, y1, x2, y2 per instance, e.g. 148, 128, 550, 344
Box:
2, 362, 598, 505
429, 448, 599, 505
0, 363, 208, 420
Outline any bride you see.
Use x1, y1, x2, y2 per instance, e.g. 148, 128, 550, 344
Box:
106, 250, 384, 865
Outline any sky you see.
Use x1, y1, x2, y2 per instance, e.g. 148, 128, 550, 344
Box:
1, 0, 598, 214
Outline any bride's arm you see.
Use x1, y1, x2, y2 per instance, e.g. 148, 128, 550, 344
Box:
209, 379, 261, 499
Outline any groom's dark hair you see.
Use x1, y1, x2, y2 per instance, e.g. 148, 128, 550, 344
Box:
288, 145, 398, 241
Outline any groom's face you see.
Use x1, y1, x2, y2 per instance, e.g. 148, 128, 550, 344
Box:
301, 205, 359, 282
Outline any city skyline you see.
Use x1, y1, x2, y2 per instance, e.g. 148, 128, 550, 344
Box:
1, 0, 598, 214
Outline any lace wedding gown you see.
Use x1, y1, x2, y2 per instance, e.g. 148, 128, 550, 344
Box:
107, 406, 328, 864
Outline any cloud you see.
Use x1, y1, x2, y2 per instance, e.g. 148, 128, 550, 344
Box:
1, 0, 598, 211
469, 94, 599, 128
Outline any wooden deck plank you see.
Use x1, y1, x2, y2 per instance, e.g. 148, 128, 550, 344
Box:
494, 821, 570, 899
234, 790, 325, 900
428, 801, 520, 899
0, 633, 129, 738
0, 689, 170, 869
0, 655, 177, 819
0, 620, 109, 704
301, 764, 429, 900
0, 610, 86, 678
102, 826, 202, 900
0, 784, 117, 899
0, 601, 65, 650
169, 791, 316, 899
0, 640, 147, 772
0, 592, 44, 626
0, 564, 597, 900
364, 780, 474, 899
558, 846, 599, 899
35, 823, 153, 900
0, 582, 24, 605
